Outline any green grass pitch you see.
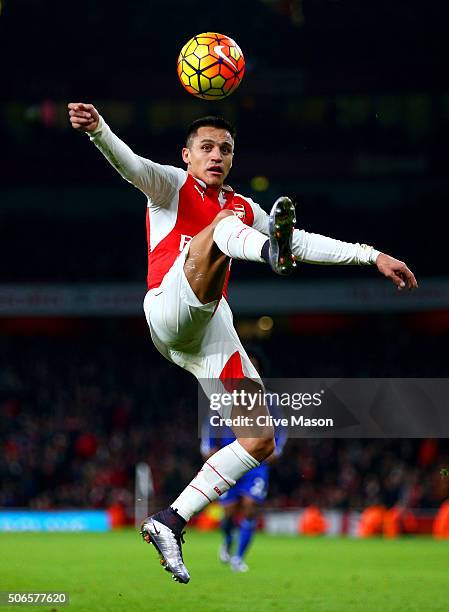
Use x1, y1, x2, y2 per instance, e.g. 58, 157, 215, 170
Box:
1, 529, 448, 611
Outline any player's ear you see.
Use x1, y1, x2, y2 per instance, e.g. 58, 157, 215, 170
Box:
182, 147, 190, 165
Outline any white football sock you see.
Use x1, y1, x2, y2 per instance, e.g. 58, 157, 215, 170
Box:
213, 215, 267, 262
171, 440, 259, 522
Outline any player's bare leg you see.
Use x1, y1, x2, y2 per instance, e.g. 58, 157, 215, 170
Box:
183, 209, 235, 303
140, 354, 272, 583
141, 343, 272, 580
183, 195, 297, 304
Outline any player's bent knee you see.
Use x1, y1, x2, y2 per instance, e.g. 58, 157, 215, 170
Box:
239, 436, 275, 462
252, 436, 275, 461
186, 209, 234, 255
260, 436, 276, 458
212, 209, 235, 228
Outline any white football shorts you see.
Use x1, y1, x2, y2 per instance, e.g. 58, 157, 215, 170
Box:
143, 244, 260, 386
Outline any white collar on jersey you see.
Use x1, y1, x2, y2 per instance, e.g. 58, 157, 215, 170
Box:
193, 176, 233, 193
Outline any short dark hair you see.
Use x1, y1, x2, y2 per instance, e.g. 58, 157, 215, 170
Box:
185, 116, 236, 147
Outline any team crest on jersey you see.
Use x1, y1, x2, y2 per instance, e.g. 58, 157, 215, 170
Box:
233, 203, 246, 220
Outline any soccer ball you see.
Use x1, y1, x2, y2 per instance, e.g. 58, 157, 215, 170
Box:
177, 32, 245, 100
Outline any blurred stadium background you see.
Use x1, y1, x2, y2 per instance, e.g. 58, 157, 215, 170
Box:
1, 0, 449, 607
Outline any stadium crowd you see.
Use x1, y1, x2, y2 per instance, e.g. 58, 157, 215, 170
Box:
1, 323, 448, 515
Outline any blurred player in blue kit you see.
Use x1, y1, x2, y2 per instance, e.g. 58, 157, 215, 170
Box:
201, 348, 287, 572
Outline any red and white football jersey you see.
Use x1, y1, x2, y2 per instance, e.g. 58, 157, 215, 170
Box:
87, 116, 270, 290
144, 168, 269, 291
89, 117, 379, 287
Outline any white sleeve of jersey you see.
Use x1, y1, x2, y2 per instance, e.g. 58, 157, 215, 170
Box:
292, 229, 380, 265
243, 197, 270, 234
87, 116, 186, 206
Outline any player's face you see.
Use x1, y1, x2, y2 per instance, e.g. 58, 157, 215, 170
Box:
182, 126, 234, 187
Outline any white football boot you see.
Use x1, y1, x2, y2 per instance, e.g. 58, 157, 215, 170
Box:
140, 516, 190, 584
230, 556, 249, 573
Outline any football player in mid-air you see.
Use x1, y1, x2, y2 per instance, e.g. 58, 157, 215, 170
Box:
68, 102, 418, 583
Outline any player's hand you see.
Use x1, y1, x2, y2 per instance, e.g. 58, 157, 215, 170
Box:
68, 102, 99, 132
375, 253, 418, 291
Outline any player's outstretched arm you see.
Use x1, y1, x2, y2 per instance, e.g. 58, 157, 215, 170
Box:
291, 230, 418, 290
68, 101, 147, 188
67, 102, 184, 205
243, 197, 418, 290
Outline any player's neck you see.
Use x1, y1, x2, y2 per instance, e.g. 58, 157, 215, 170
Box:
191, 173, 223, 193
